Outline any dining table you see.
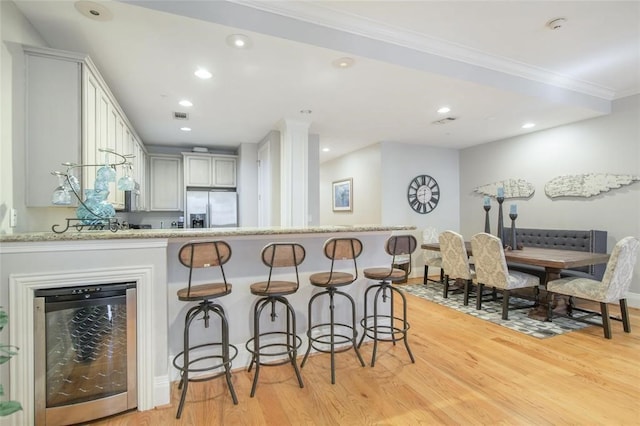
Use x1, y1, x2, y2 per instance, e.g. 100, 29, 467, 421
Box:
421, 242, 610, 320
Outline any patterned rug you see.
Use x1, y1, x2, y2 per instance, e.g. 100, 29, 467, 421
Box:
401, 282, 593, 338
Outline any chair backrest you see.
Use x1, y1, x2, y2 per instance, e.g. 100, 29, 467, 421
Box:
470, 232, 509, 288
178, 240, 232, 296
322, 237, 363, 281
422, 227, 441, 262
386, 234, 417, 273
261, 242, 306, 291
439, 230, 472, 280
601, 236, 640, 301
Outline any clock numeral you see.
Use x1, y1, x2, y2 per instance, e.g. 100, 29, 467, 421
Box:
410, 178, 421, 190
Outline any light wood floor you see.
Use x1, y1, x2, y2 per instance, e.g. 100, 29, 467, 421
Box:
92, 278, 640, 425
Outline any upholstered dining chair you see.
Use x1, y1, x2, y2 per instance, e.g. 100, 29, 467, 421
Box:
422, 227, 444, 285
546, 236, 639, 339
439, 230, 475, 304
470, 232, 540, 320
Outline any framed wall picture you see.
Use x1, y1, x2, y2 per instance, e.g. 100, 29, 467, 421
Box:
332, 178, 353, 212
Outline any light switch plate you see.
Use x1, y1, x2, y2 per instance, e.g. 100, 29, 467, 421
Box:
10, 208, 17, 227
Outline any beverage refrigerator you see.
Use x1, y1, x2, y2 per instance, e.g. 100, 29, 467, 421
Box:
185, 189, 238, 228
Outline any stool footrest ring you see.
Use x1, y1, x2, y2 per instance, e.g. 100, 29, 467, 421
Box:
173, 342, 238, 379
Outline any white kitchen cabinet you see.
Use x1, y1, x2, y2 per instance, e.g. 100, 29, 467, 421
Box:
25, 45, 145, 209
149, 155, 183, 211
25, 51, 82, 207
182, 153, 236, 188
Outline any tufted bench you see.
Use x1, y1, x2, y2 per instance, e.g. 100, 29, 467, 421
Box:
504, 228, 607, 282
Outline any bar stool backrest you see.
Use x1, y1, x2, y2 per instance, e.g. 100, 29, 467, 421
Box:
385, 235, 417, 274
261, 243, 306, 291
178, 240, 232, 297
322, 237, 363, 282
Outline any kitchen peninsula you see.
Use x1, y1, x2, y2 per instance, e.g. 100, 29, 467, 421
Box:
0, 224, 415, 425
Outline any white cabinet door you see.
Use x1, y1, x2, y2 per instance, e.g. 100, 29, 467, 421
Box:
82, 69, 99, 192
184, 155, 213, 187
213, 157, 236, 187
149, 155, 183, 211
183, 153, 237, 188
25, 52, 82, 207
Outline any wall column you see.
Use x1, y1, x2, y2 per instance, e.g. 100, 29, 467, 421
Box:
278, 119, 311, 227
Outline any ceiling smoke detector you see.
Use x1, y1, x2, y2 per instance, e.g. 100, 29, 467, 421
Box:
547, 18, 567, 30
74, 1, 113, 21
431, 117, 457, 125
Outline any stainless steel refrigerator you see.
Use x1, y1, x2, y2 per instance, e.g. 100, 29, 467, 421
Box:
185, 189, 238, 228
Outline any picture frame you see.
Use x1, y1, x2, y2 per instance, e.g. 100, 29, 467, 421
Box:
332, 178, 353, 212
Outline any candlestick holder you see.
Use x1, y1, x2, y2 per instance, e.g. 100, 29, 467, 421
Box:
496, 196, 504, 244
509, 212, 520, 250
483, 204, 491, 233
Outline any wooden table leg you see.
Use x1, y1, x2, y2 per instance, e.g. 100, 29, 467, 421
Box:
527, 268, 568, 321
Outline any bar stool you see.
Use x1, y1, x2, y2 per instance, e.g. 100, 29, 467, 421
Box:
172, 240, 238, 419
246, 243, 305, 397
301, 237, 365, 384
358, 235, 417, 366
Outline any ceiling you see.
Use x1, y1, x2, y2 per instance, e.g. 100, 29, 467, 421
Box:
13, 1, 640, 162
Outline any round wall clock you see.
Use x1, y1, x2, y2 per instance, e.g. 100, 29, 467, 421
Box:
407, 174, 440, 214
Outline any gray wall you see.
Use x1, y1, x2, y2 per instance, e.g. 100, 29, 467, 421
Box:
459, 94, 640, 298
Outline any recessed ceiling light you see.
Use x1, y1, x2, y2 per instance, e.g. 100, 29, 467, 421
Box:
322, 148, 330, 152
332, 57, 355, 69
194, 69, 212, 79
522, 123, 536, 129
74, 1, 113, 21
180, 127, 192, 132
179, 100, 193, 107
437, 106, 451, 114
226, 34, 252, 49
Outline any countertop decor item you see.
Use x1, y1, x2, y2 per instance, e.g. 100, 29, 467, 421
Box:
50, 148, 134, 233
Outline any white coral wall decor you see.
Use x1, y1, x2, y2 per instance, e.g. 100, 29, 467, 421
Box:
545, 173, 640, 198
474, 178, 535, 199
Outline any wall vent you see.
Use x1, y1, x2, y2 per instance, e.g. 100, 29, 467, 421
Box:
173, 111, 189, 120
431, 117, 457, 125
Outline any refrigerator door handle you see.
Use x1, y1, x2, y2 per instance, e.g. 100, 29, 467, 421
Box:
206, 204, 210, 228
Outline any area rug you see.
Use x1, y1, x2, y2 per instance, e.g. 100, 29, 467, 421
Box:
401, 282, 594, 338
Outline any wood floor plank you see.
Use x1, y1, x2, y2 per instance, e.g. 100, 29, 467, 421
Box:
91, 278, 640, 425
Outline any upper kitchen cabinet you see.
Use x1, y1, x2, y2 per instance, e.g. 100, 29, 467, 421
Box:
25, 49, 82, 207
149, 155, 183, 211
182, 153, 237, 188
24, 46, 145, 209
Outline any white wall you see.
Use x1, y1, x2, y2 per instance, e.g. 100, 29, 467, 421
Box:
238, 142, 258, 227
459, 94, 640, 297
320, 143, 382, 225
1, 1, 53, 235
320, 141, 461, 275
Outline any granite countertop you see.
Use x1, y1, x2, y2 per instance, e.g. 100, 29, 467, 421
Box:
0, 224, 416, 243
